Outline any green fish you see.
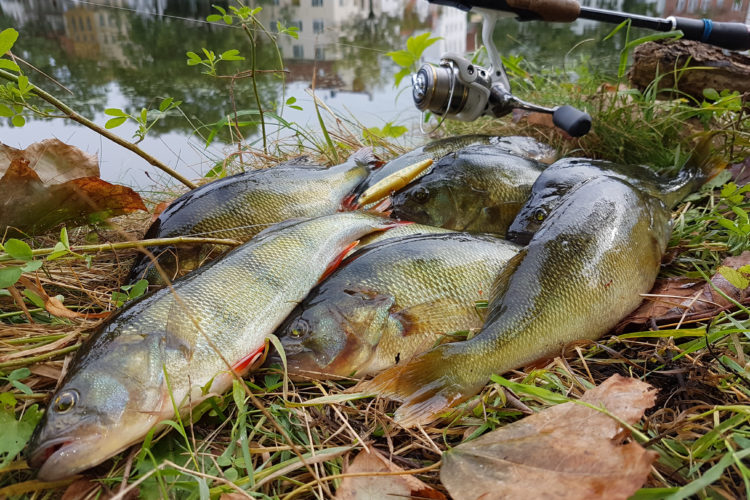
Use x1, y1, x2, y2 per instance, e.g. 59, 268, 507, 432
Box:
361, 134, 557, 192
128, 149, 376, 284
363, 175, 673, 427
390, 144, 546, 235
269, 233, 521, 378
355, 222, 455, 249
28, 212, 398, 480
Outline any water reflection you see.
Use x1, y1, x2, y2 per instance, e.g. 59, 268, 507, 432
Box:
0, 0, 729, 186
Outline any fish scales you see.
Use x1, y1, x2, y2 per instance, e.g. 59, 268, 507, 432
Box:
363, 176, 672, 426
272, 233, 521, 378
128, 150, 373, 284
28, 212, 395, 480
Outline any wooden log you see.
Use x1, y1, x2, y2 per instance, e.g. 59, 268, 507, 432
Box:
628, 39, 750, 101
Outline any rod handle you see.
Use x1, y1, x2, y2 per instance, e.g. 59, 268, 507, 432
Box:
671, 17, 750, 51
552, 105, 591, 137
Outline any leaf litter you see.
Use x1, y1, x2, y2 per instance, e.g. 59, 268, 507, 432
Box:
440, 375, 657, 500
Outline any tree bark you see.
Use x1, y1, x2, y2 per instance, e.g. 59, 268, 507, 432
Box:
628, 39, 750, 101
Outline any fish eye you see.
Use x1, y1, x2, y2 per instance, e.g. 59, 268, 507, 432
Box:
533, 208, 546, 222
413, 187, 429, 203
290, 318, 310, 338
54, 390, 79, 413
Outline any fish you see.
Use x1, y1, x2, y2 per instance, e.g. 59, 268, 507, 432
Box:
390, 144, 546, 235
361, 135, 557, 193
269, 233, 521, 379
127, 149, 377, 285
362, 175, 673, 427
28, 212, 399, 480
507, 144, 723, 244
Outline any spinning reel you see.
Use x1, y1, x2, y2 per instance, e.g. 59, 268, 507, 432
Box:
412, 0, 750, 137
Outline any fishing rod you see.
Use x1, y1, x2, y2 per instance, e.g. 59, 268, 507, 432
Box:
431, 0, 750, 51
411, 0, 750, 137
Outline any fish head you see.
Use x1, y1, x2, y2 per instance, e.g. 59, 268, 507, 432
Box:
390, 163, 468, 229
272, 290, 396, 377
28, 332, 170, 481
507, 159, 609, 244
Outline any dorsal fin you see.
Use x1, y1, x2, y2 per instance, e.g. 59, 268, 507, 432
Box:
488, 247, 528, 305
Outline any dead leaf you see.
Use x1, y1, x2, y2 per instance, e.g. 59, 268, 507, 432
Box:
618, 251, 750, 330
440, 375, 658, 500
17, 276, 109, 320
335, 448, 446, 500
730, 158, 750, 187
61, 478, 100, 500
1, 155, 146, 235
1, 139, 98, 184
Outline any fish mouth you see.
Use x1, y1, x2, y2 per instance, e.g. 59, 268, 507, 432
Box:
506, 228, 533, 245
30, 434, 108, 481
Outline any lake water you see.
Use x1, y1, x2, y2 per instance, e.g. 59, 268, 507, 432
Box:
0, 0, 701, 189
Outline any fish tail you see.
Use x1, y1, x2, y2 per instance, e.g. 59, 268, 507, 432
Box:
664, 134, 727, 207
360, 345, 480, 427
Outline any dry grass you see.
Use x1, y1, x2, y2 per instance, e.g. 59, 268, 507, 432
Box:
1, 104, 749, 498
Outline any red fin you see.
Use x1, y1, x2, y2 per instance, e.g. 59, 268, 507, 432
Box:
232, 343, 266, 374
340, 194, 360, 211
359, 345, 482, 428
320, 241, 359, 283
370, 197, 392, 214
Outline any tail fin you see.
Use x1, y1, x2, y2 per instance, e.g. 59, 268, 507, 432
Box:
358, 345, 482, 427
663, 134, 727, 207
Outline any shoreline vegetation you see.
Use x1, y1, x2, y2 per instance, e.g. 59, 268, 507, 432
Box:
1, 11, 750, 499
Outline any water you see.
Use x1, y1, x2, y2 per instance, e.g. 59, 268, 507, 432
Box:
0, 0, 690, 188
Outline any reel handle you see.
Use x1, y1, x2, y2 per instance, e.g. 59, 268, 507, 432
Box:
552, 105, 592, 137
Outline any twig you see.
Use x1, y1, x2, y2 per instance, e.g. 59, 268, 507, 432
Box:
0, 69, 197, 189
0, 236, 241, 263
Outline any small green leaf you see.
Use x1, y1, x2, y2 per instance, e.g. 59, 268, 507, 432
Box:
717, 266, 750, 290
702, 88, 720, 101
130, 279, 149, 299
11, 115, 24, 127
220, 49, 244, 61
0, 28, 19, 55
3, 239, 32, 261
16, 75, 28, 93
139, 108, 148, 123
0, 59, 20, 72
0, 404, 43, 470
206, 14, 222, 22
286, 96, 297, 105
0, 267, 23, 289
23, 288, 44, 308
8, 368, 30, 381
105, 116, 128, 129
386, 50, 413, 68
20, 260, 43, 273
159, 97, 174, 112
10, 380, 32, 396
104, 108, 128, 117
0, 104, 12, 117
393, 67, 411, 87
223, 15, 233, 24
60, 227, 70, 249
47, 241, 68, 261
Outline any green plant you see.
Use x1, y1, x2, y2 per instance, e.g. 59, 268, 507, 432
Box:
110, 279, 149, 308
104, 97, 182, 144
387, 32, 442, 87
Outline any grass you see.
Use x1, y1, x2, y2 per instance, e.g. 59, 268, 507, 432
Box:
0, 47, 749, 499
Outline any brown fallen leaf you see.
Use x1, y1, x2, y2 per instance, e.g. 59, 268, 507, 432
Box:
1, 140, 146, 235
61, 478, 100, 500
335, 448, 446, 500
440, 374, 658, 500
1, 138, 98, 183
617, 251, 750, 330
17, 276, 110, 320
